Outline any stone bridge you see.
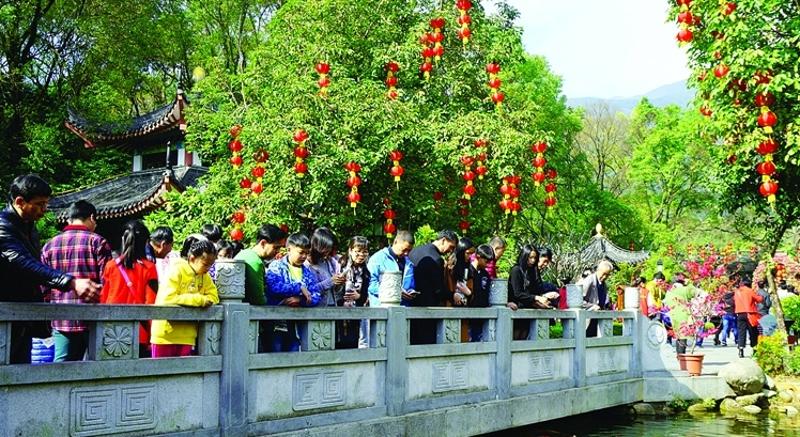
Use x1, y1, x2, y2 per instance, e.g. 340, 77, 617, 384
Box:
0, 268, 729, 436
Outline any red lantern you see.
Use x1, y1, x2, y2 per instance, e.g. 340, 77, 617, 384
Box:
757, 139, 778, 155
251, 166, 265, 178
390, 165, 405, 179
433, 191, 444, 201
758, 110, 777, 133
459, 220, 470, 232
545, 168, 558, 180
532, 142, 548, 154
229, 125, 242, 138
232, 211, 246, 224
383, 222, 397, 236
462, 170, 476, 181
294, 161, 308, 177
344, 161, 362, 210
463, 184, 476, 198
230, 228, 244, 241
386, 61, 400, 73
294, 147, 310, 159
347, 191, 361, 207
251, 182, 264, 195
544, 197, 557, 208
532, 172, 546, 185
754, 92, 775, 107
315, 63, 330, 75
533, 156, 547, 168
346, 176, 361, 187
239, 177, 252, 189
384, 209, 396, 220
293, 130, 309, 143
228, 140, 243, 153
460, 155, 475, 167
759, 180, 778, 201
713, 64, 729, 79
253, 149, 269, 163
486, 63, 501, 75
475, 166, 488, 178
676, 29, 693, 43
700, 105, 712, 117
756, 161, 776, 176
230, 155, 243, 167
722, 2, 736, 15
545, 183, 557, 193
389, 150, 404, 161
316, 62, 330, 96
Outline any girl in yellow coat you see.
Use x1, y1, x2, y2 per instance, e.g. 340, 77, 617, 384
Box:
151, 239, 219, 357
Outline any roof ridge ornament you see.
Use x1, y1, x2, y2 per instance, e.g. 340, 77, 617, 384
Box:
595, 223, 603, 236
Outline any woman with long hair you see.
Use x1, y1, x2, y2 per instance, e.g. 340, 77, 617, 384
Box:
336, 236, 370, 348
306, 227, 344, 307
100, 220, 159, 357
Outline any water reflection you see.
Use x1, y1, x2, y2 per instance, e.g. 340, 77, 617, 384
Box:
481, 409, 800, 437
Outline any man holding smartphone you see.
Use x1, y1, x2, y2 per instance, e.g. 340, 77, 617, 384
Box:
367, 230, 416, 307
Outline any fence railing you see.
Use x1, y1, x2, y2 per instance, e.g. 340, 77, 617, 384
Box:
0, 298, 642, 437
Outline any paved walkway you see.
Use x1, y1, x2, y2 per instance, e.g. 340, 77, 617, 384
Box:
656, 341, 748, 375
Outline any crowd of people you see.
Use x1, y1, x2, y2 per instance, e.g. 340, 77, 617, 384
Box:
1, 174, 618, 364
633, 269, 798, 358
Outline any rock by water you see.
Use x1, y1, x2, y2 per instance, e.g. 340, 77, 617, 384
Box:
778, 390, 794, 403
785, 406, 799, 416
719, 398, 741, 414
632, 403, 656, 416
718, 360, 766, 395
743, 405, 762, 415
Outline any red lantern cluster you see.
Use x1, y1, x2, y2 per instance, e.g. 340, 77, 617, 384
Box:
385, 61, 400, 100
389, 150, 404, 187
458, 198, 471, 233
230, 209, 246, 241
430, 17, 445, 62
756, 137, 779, 204
531, 141, 548, 187
250, 148, 269, 196
455, 0, 472, 45
498, 175, 521, 215
755, 90, 777, 135
675, 0, 696, 45
315, 62, 330, 97
344, 161, 362, 211
474, 139, 488, 180
293, 129, 310, 178
228, 125, 243, 168
486, 62, 504, 110
544, 168, 557, 209
383, 207, 397, 239
721, 1, 736, 16
460, 155, 476, 200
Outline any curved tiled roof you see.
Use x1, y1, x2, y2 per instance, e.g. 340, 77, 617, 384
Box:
48, 166, 207, 222
64, 91, 187, 149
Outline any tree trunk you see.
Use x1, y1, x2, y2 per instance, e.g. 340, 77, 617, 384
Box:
766, 220, 790, 333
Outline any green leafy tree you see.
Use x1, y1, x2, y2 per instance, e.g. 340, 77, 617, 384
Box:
149, 0, 585, 246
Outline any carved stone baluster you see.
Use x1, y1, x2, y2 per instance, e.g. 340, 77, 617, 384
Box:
370, 320, 387, 348
197, 322, 222, 356
89, 322, 138, 360
214, 259, 246, 302
599, 319, 614, 338
436, 319, 461, 344
301, 320, 335, 351
248, 321, 259, 354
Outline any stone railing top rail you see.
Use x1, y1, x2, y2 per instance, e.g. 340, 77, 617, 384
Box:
249, 306, 388, 320
585, 310, 636, 319
403, 307, 499, 319
509, 309, 578, 319
0, 302, 223, 321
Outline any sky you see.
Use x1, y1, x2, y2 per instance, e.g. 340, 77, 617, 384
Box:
487, 0, 691, 99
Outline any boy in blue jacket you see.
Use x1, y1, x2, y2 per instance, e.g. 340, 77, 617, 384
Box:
266, 233, 322, 351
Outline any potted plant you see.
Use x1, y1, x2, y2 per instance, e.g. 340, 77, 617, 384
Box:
675, 289, 724, 376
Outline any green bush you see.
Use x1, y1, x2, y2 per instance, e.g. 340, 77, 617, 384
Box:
753, 332, 788, 375
787, 348, 800, 376
782, 296, 800, 335
549, 323, 563, 339
667, 397, 691, 411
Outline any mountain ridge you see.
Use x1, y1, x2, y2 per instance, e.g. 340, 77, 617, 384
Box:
566, 80, 694, 113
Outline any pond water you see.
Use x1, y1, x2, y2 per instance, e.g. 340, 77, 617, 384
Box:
483, 408, 800, 437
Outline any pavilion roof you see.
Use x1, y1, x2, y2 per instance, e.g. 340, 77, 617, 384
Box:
64, 90, 187, 150
48, 166, 206, 222
570, 224, 650, 268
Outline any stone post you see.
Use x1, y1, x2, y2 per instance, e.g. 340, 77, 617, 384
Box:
485, 279, 508, 342
566, 284, 584, 309
379, 271, 403, 307
0, 322, 10, 365
570, 309, 587, 387
213, 259, 247, 302
219, 302, 249, 436
624, 287, 640, 311
495, 308, 512, 400
385, 307, 408, 416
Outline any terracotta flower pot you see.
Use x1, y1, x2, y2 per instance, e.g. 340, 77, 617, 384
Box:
677, 353, 688, 371
683, 353, 705, 376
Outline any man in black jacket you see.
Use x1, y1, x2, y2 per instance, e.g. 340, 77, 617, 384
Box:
0, 174, 100, 363
408, 230, 457, 344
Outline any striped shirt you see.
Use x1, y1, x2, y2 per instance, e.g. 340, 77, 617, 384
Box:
41, 225, 112, 332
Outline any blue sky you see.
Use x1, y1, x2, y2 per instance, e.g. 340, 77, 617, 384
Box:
488, 0, 691, 98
